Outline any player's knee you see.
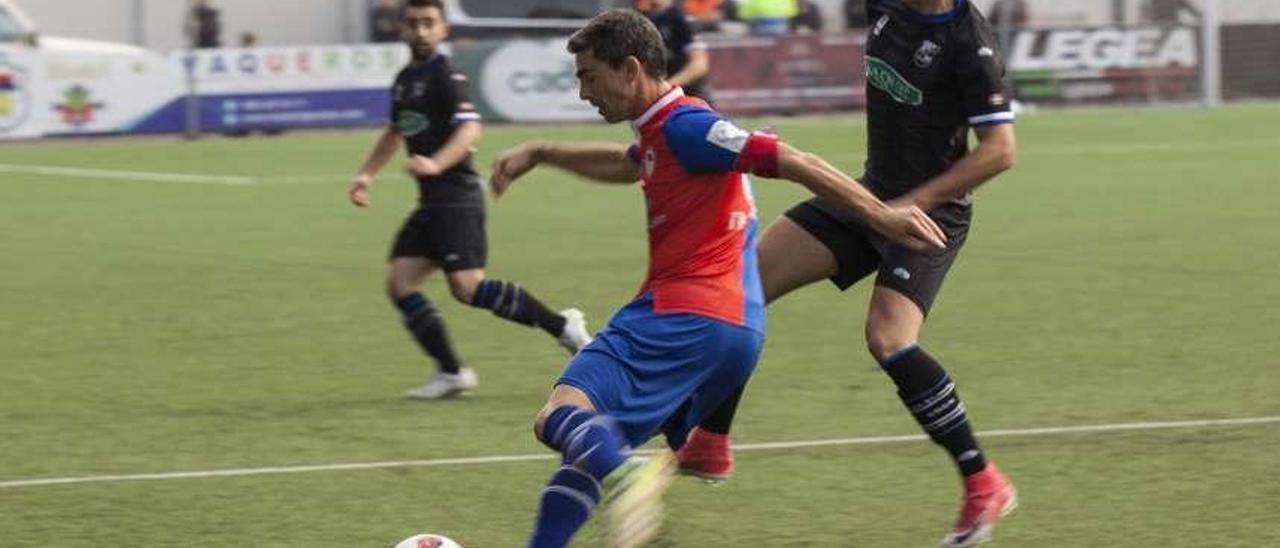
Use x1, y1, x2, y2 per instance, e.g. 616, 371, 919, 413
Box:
385, 277, 415, 302
448, 281, 477, 304
865, 326, 913, 362
533, 404, 557, 446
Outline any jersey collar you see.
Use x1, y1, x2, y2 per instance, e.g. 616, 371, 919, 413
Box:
631, 86, 684, 131
905, 0, 966, 25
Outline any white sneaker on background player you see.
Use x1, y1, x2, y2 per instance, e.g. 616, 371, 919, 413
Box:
405, 367, 478, 400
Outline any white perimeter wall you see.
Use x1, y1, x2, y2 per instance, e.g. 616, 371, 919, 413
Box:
13, 0, 1280, 53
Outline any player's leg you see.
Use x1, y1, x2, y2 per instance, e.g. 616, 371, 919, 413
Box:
864, 207, 1015, 547
386, 218, 476, 399
866, 287, 1015, 547
434, 207, 592, 354
529, 353, 673, 547
448, 268, 591, 353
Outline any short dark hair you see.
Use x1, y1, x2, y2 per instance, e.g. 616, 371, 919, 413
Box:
567, 9, 667, 79
403, 0, 445, 18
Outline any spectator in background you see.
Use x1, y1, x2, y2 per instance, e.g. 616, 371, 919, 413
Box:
740, 0, 797, 37
370, 0, 402, 42
186, 0, 222, 49
986, 0, 1028, 32
684, 0, 725, 31
791, 0, 823, 33
239, 32, 258, 48
1142, 0, 1200, 25
843, 0, 868, 29
635, 0, 714, 103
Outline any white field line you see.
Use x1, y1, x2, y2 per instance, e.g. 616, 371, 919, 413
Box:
0, 163, 256, 186
1, 415, 1276, 490
2, 138, 1271, 189
1022, 138, 1280, 156
259, 137, 1280, 185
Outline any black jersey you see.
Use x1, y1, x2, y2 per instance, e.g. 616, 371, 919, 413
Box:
647, 6, 710, 100
391, 53, 484, 207
862, 0, 1012, 201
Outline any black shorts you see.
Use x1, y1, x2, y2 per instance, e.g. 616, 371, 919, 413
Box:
389, 206, 487, 272
784, 197, 971, 314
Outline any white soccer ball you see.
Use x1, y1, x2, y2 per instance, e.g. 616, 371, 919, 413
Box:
393, 533, 464, 548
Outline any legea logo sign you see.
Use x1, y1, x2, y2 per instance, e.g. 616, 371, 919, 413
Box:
481, 40, 597, 122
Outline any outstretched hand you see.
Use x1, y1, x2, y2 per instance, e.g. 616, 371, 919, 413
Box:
874, 204, 949, 252
489, 144, 542, 198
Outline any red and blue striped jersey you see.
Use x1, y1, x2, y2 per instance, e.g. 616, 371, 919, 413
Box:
626, 87, 765, 333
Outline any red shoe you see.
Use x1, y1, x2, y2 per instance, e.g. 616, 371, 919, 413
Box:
940, 463, 1018, 547
674, 427, 734, 482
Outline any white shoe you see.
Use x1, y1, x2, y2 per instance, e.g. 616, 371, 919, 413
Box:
405, 368, 478, 400
556, 308, 593, 355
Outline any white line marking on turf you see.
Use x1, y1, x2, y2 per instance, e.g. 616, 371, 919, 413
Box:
2, 416, 1276, 490
0, 164, 256, 186
1024, 138, 1280, 156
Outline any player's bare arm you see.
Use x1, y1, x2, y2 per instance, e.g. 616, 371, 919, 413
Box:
407, 120, 482, 178
349, 124, 402, 207
490, 141, 640, 197
894, 123, 1016, 212
775, 141, 948, 251
668, 48, 709, 88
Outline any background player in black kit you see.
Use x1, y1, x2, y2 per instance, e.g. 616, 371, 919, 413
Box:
634, 0, 712, 102
676, 1, 1019, 546
347, 0, 592, 400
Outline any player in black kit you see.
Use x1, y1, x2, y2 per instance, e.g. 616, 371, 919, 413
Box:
676, 1, 1018, 546
347, 0, 591, 400
634, 0, 712, 102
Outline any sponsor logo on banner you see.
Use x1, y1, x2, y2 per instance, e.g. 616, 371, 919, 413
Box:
1008, 27, 1201, 103
479, 40, 597, 122
0, 55, 31, 132
1010, 27, 1198, 71
178, 44, 410, 94
54, 85, 105, 128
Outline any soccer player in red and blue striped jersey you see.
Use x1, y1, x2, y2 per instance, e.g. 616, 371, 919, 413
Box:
490, 10, 946, 548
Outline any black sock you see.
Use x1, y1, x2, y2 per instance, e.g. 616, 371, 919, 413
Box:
879, 345, 987, 476
469, 279, 567, 336
698, 386, 745, 435
395, 293, 461, 374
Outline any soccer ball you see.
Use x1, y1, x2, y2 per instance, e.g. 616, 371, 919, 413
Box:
392, 533, 463, 548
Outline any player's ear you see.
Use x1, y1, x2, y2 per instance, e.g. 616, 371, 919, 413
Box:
623, 56, 643, 84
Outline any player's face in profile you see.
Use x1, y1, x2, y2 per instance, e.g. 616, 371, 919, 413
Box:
401, 6, 448, 58
574, 51, 633, 124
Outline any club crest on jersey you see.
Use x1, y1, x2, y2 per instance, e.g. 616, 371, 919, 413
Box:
396, 111, 430, 136
866, 56, 923, 106
872, 15, 889, 38
914, 40, 942, 68
643, 147, 656, 177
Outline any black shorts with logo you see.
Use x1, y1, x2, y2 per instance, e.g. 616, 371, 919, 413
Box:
389, 206, 487, 272
784, 196, 971, 314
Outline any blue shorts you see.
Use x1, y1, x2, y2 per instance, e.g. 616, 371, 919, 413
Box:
557, 294, 764, 449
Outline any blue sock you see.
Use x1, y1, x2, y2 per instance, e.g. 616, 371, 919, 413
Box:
538, 406, 629, 481
527, 464, 602, 548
